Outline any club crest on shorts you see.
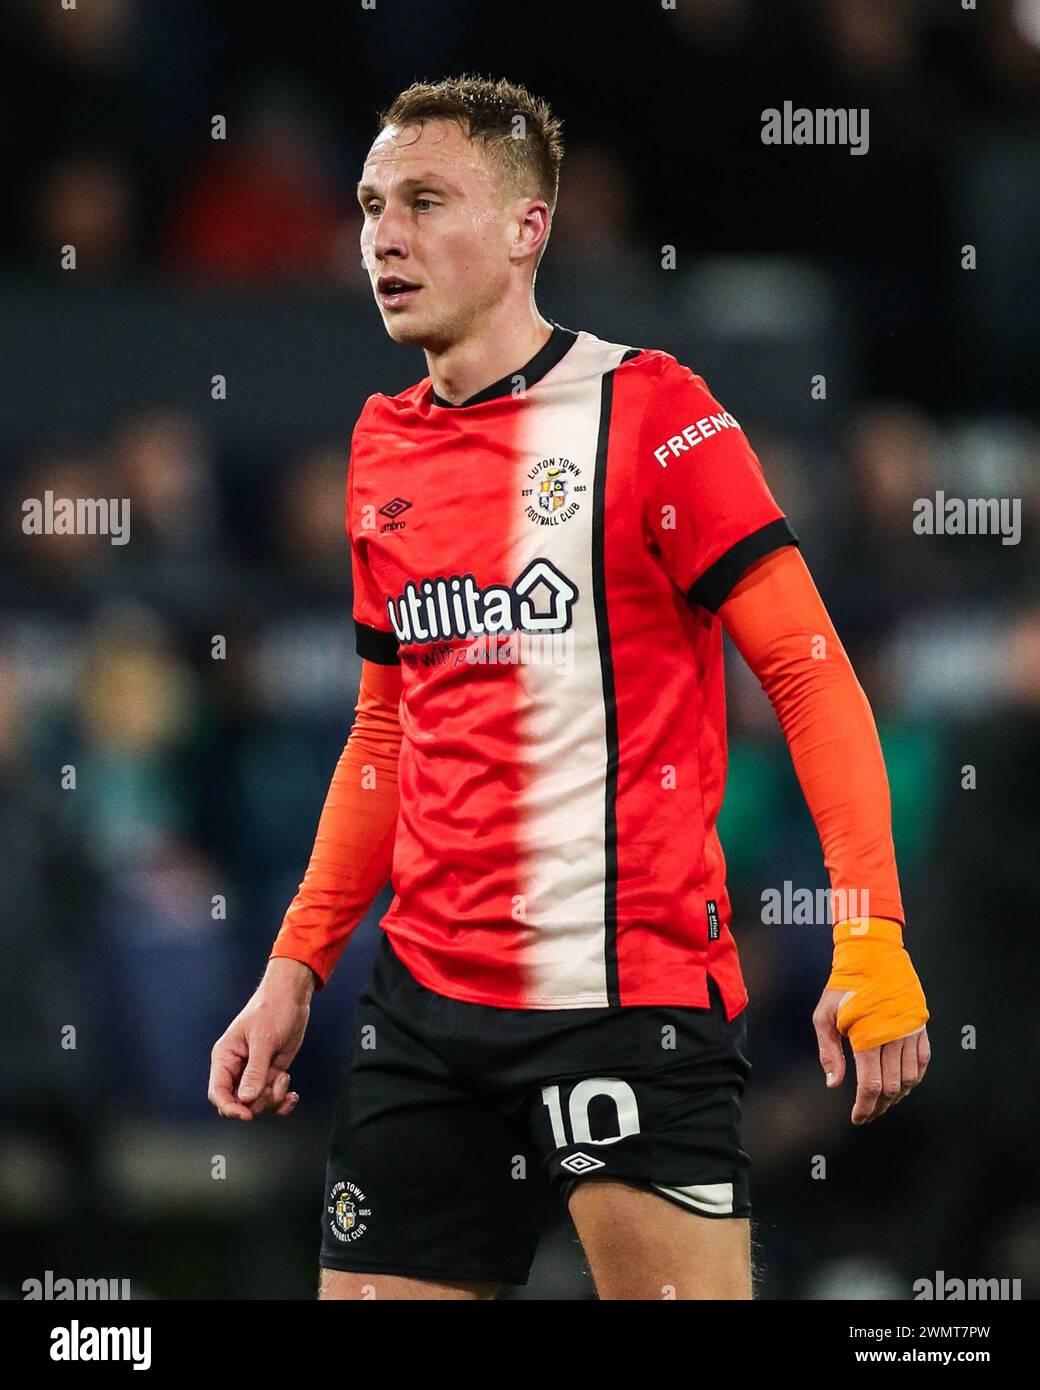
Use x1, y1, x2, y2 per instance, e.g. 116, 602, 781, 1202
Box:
327, 1179, 372, 1243
559, 1151, 606, 1176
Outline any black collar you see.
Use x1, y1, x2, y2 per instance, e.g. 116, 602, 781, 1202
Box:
429, 320, 578, 408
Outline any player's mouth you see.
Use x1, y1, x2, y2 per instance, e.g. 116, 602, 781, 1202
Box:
377, 275, 422, 309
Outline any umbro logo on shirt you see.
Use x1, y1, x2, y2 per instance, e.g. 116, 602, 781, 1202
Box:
378, 496, 412, 533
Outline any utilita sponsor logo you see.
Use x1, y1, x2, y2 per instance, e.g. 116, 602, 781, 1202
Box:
387, 558, 578, 646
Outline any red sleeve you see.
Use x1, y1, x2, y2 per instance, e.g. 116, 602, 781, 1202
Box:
347, 416, 400, 666
268, 659, 403, 985
639, 357, 798, 611
719, 546, 905, 926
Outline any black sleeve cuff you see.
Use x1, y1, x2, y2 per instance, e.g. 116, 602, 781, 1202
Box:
355, 621, 400, 665
686, 517, 800, 614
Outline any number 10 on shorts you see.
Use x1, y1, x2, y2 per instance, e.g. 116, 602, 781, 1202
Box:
541, 1078, 641, 1148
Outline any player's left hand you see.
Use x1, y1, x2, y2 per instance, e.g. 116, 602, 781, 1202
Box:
814, 987, 931, 1124
813, 916, 930, 1123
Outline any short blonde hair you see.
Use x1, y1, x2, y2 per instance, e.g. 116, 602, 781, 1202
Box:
379, 73, 564, 214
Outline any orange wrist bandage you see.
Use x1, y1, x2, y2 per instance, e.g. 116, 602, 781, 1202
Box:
826, 917, 929, 1052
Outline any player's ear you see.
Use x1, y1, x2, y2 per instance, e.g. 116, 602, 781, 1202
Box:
513, 200, 549, 263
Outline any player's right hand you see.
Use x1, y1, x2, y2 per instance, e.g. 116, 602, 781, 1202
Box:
208, 968, 313, 1121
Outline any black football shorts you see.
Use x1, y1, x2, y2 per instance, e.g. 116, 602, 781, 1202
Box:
318, 931, 752, 1286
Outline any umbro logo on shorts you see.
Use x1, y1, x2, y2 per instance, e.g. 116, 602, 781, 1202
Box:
559, 1152, 606, 1176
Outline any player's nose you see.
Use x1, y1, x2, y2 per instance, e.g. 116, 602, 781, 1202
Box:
371, 206, 409, 261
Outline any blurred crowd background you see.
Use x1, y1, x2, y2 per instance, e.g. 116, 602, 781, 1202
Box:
1, 0, 1038, 1300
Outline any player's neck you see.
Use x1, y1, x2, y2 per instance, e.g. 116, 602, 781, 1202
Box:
424, 305, 554, 406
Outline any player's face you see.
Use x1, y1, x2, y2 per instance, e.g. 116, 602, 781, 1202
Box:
358, 119, 524, 350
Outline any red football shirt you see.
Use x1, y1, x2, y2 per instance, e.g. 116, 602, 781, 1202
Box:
349, 321, 797, 1016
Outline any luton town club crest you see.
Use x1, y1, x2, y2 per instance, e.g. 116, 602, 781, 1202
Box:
540, 466, 567, 512
327, 1179, 372, 1242
522, 457, 586, 526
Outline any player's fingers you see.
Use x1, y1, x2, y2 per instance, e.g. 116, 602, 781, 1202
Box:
851, 1047, 884, 1124
890, 1032, 921, 1103
245, 1078, 279, 1114
899, 1031, 921, 1087
917, 1027, 931, 1079
211, 1091, 253, 1120
244, 1070, 293, 1116
873, 1039, 912, 1112
812, 994, 846, 1088
880, 1038, 903, 1104
245, 1082, 275, 1115
208, 1056, 253, 1121
867, 1030, 929, 1116
237, 1041, 275, 1104
273, 1091, 300, 1118
252, 1071, 291, 1113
